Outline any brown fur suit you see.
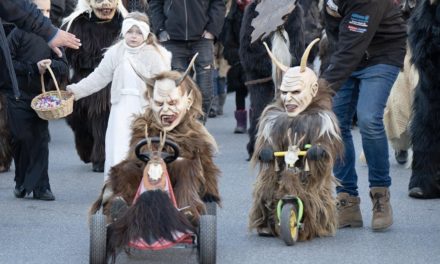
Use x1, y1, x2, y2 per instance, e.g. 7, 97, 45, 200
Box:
90, 72, 221, 222
249, 90, 342, 241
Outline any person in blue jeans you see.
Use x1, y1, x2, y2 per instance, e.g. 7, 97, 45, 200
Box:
319, 0, 407, 232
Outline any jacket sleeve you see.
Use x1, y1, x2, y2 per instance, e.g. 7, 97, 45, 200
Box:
49, 48, 69, 82
8, 29, 39, 77
321, 1, 387, 92
149, 0, 166, 35
205, 0, 226, 38
66, 47, 115, 100
0, 0, 58, 42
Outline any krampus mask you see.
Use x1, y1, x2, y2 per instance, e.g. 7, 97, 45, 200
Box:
264, 38, 320, 117
90, 0, 119, 20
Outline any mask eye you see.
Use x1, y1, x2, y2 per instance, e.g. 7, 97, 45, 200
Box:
154, 101, 163, 107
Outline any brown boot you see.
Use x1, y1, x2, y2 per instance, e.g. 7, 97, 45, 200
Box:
337, 192, 363, 228
370, 187, 393, 231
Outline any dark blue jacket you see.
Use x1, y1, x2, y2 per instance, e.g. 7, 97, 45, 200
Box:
0, 0, 58, 98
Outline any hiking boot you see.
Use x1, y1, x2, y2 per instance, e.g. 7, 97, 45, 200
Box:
395, 150, 408, 165
234, 110, 247, 134
336, 192, 363, 228
370, 187, 393, 231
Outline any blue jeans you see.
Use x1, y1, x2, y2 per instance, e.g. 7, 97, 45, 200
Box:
333, 64, 400, 196
163, 39, 214, 118
212, 69, 226, 96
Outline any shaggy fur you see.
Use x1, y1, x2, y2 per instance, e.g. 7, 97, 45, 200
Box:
239, 0, 305, 158
107, 190, 195, 263
89, 71, 221, 258
407, 0, 440, 198
63, 12, 123, 169
249, 90, 343, 241
0, 93, 12, 172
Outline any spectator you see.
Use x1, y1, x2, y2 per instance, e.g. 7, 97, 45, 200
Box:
149, 0, 226, 122
7, 0, 69, 201
319, 0, 407, 231
0, 0, 80, 174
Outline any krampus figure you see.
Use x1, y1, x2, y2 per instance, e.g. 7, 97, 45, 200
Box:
62, 0, 127, 172
239, 0, 305, 159
407, 0, 440, 198
89, 59, 221, 260
249, 39, 343, 240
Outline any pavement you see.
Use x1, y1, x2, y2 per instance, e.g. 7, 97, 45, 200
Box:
0, 93, 439, 264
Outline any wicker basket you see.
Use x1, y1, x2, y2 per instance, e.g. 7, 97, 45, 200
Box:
31, 65, 74, 120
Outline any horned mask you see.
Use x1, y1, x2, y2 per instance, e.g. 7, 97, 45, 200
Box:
148, 54, 198, 131
264, 38, 320, 117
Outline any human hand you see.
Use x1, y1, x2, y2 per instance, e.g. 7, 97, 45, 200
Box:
48, 29, 81, 57
37, 59, 52, 74
202, 30, 214, 40
158, 31, 170, 42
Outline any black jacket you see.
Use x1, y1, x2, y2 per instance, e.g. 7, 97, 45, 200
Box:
8, 28, 68, 100
149, 0, 225, 40
321, 0, 407, 92
0, 0, 58, 98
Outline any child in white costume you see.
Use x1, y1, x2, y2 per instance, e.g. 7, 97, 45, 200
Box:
67, 12, 171, 180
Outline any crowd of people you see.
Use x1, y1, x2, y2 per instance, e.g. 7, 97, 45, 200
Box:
0, 0, 439, 242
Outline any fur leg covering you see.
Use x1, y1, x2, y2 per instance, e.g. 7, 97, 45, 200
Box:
0, 93, 12, 172
106, 190, 195, 262
407, 0, 440, 198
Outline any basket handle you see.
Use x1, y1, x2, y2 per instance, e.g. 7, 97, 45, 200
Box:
40, 64, 62, 99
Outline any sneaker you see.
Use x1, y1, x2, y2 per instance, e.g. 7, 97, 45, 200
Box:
395, 150, 408, 164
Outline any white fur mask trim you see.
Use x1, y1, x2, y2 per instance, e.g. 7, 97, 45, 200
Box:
122, 18, 150, 40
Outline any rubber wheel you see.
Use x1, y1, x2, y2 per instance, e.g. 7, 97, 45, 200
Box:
198, 215, 217, 264
204, 202, 217, 216
280, 203, 299, 246
89, 213, 107, 264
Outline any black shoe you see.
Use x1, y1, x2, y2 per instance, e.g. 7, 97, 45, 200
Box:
14, 186, 26, 198
208, 108, 217, 118
395, 150, 408, 164
92, 162, 104, 172
33, 189, 55, 201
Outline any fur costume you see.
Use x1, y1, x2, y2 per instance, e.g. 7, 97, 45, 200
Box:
62, 0, 127, 172
0, 93, 11, 172
249, 93, 342, 240
407, 0, 440, 198
239, 0, 305, 158
89, 71, 221, 259
249, 39, 343, 241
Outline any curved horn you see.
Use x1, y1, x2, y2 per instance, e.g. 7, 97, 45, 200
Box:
300, 38, 320, 73
176, 52, 199, 86
263, 42, 289, 72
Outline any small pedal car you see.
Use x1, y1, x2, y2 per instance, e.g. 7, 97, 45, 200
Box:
89, 133, 217, 264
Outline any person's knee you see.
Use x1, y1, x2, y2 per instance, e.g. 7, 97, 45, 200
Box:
358, 113, 384, 138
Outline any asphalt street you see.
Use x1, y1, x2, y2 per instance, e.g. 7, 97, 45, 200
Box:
0, 93, 439, 264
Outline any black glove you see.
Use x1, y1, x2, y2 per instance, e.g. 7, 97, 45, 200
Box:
202, 193, 219, 203
307, 144, 327, 161
259, 147, 274, 162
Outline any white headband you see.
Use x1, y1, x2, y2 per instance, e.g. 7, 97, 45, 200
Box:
121, 18, 150, 40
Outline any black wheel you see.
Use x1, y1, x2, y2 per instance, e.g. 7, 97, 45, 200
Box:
280, 203, 299, 246
89, 213, 107, 264
198, 215, 217, 264
204, 202, 217, 216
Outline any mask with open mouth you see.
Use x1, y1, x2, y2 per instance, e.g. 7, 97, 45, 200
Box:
90, 0, 118, 20
264, 38, 320, 117
151, 79, 193, 131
